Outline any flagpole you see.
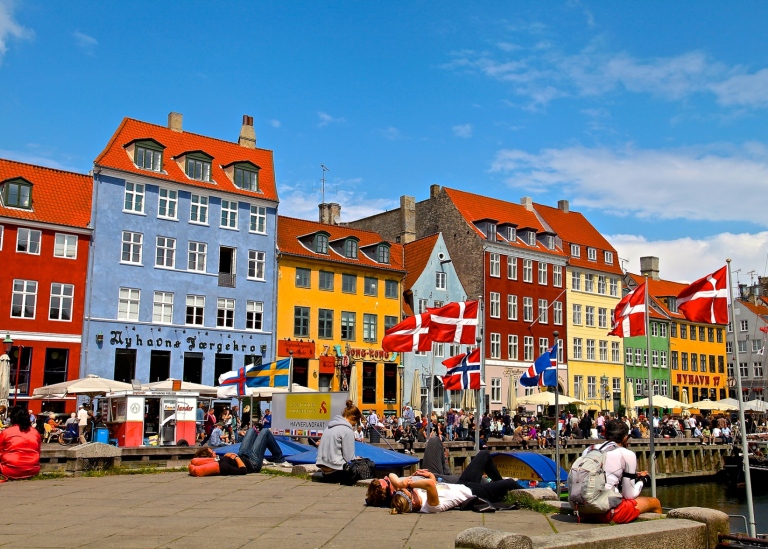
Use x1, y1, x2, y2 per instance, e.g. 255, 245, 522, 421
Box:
553, 330, 561, 499
475, 296, 484, 452
428, 349, 435, 436
727, 259, 756, 537
644, 278, 656, 498
288, 351, 294, 393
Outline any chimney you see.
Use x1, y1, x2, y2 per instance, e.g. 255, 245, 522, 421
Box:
400, 195, 416, 244
558, 199, 569, 213
640, 256, 660, 281
520, 196, 533, 211
168, 112, 183, 132
318, 203, 341, 225
238, 114, 256, 148
430, 184, 441, 199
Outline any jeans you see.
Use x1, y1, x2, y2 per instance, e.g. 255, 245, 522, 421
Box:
422, 436, 460, 483
446, 424, 453, 441
238, 428, 284, 473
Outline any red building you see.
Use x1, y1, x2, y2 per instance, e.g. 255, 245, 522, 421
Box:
0, 159, 92, 413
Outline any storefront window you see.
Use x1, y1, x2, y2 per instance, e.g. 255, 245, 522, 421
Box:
362, 362, 377, 404
183, 353, 203, 384
10, 346, 32, 396
383, 363, 397, 404
43, 348, 68, 386
114, 349, 136, 384
213, 354, 233, 386
149, 351, 170, 382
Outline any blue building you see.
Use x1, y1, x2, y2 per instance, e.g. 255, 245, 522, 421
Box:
82, 113, 279, 386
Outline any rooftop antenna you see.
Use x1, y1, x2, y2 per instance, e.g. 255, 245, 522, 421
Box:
320, 164, 330, 205
747, 270, 757, 285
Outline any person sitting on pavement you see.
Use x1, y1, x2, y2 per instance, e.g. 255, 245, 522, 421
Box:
208, 422, 226, 447
354, 424, 365, 443
189, 425, 289, 476
0, 406, 42, 481
575, 419, 662, 524
316, 400, 362, 485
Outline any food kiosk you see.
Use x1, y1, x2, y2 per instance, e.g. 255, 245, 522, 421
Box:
103, 390, 199, 447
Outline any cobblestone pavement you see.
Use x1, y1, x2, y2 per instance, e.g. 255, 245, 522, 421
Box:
0, 472, 597, 548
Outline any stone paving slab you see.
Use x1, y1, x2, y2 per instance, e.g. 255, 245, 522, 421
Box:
0, 473, 600, 548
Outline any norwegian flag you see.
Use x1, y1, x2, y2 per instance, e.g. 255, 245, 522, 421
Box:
382, 312, 433, 352
441, 348, 481, 390
519, 343, 558, 387
676, 266, 728, 324
427, 300, 479, 344
608, 282, 647, 337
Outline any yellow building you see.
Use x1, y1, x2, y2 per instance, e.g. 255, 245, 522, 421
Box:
534, 201, 624, 412
276, 209, 406, 417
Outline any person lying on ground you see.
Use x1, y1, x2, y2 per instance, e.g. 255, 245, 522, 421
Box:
188, 426, 289, 476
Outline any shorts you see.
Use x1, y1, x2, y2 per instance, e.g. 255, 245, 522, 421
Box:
595, 499, 641, 524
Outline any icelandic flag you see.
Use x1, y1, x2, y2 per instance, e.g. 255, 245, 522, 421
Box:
441, 348, 481, 390
246, 358, 291, 388
218, 367, 248, 396
519, 343, 558, 387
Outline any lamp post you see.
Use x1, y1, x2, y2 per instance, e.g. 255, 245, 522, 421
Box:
0, 334, 12, 409
600, 374, 609, 411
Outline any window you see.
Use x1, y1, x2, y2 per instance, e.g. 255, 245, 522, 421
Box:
571, 271, 581, 291
3, 179, 32, 208
708, 327, 714, 342
315, 271, 333, 291
643, 349, 648, 366
377, 244, 390, 264
317, 309, 334, 339
508, 295, 518, 320
485, 292, 499, 318
753, 339, 763, 352
671, 351, 678, 369
49, 283, 73, 321
538, 299, 548, 324
738, 340, 748, 353
190, 194, 208, 224
435, 271, 446, 290
16, 228, 40, 254
553, 265, 562, 287
573, 304, 582, 325
652, 350, 659, 367
417, 299, 428, 314
670, 322, 678, 337
698, 326, 705, 340
344, 239, 358, 259
54, 233, 77, 259
295, 268, 310, 288
587, 376, 596, 398
249, 205, 267, 234
586, 339, 595, 360
523, 297, 533, 322
626, 347, 633, 364
490, 253, 500, 277
690, 326, 697, 341
43, 348, 68, 387
598, 307, 607, 329
660, 323, 667, 338
585, 306, 595, 327
610, 277, 618, 297
363, 314, 377, 342
719, 356, 725, 373
522, 259, 533, 282
490, 378, 501, 402
220, 200, 238, 229
188, 242, 207, 272
604, 251, 614, 264
245, 301, 263, 330
123, 182, 144, 213
740, 362, 749, 378
587, 247, 597, 261
539, 337, 549, 356
612, 342, 620, 362
384, 280, 398, 299
524, 336, 534, 361
490, 333, 501, 359
526, 231, 536, 246
152, 291, 173, 324
546, 235, 555, 249
248, 250, 266, 280
121, 231, 143, 264
597, 275, 606, 295
574, 376, 583, 399
717, 329, 723, 343
740, 320, 749, 332
134, 143, 162, 171
584, 274, 594, 292
294, 306, 310, 336
0, 225, 3, 249
118, 288, 140, 321
651, 322, 658, 337
661, 351, 668, 368
755, 362, 764, 378
362, 363, 377, 404
708, 354, 716, 373
553, 301, 563, 325
341, 311, 356, 340
682, 352, 688, 371
507, 227, 517, 242
661, 380, 669, 396
342, 273, 356, 293
573, 338, 582, 359
186, 295, 205, 326
508, 257, 518, 279
158, 188, 177, 219
364, 277, 378, 296
571, 244, 581, 258
668, 297, 678, 313
635, 349, 642, 365
635, 378, 642, 396
680, 324, 687, 339
234, 166, 258, 191
726, 341, 733, 354
433, 342, 444, 357
384, 315, 398, 332
185, 154, 212, 181
508, 335, 518, 360
486, 223, 497, 242
155, 236, 175, 268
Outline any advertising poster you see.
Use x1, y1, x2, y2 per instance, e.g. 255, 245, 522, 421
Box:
271, 392, 349, 436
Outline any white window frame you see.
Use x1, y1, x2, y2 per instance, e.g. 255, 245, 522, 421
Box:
610, 277, 618, 297
121, 231, 143, 265
490, 333, 501, 359
740, 320, 749, 332
573, 304, 582, 325
250, 205, 267, 234
526, 231, 536, 246
246, 301, 264, 331
491, 377, 501, 402
573, 338, 582, 360
571, 271, 581, 291
612, 342, 620, 362
553, 301, 563, 325
599, 340, 608, 361
507, 256, 517, 280
586, 339, 595, 360
0, 225, 4, 250
553, 265, 562, 287
435, 271, 447, 290
220, 200, 238, 229
587, 376, 596, 398
217, 297, 235, 328
155, 236, 176, 269
598, 307, 607, 329
585, 306, 594, 327
49, 282, 74, 322
489, 253, 500, 277
585, 273, 594, 292
508, 335, 518, 360
54, 233, 77, 259
489, 292, 500, 318
153, 291, 174, 324
186, 295, 205, 326
605, 251, 614, 264
626, 347, 633, 364
539, 337, 548, 356
248, 250, 266, 281
188, 242, 207, 272
11, 279, 37, 319
661, 351, 668, 368
118, 287, 140, 321
16, 228, 41, 255
158, 188, 178, 220
123, 182, 145, 214
587, 247, 597, 261
538, 299, 548, 324
190, 194, 209, 225
597, 275, 606, 295
523, 297, 533, 322
571, 244, 580, 257
523, 259, 533, 283
538, 262, 547, 285
508, 294, 517, 320
524, 336, 534, 361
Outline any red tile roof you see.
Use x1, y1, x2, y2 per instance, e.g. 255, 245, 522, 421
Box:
0, 158, 92, 229
277, 216, 405, 273
403, 233, 440, 291
739, 299, 768, 319
628, 273, 687, 319
95, 118, 278, 202
534, 203, 623, 275
443, 188, 566, 257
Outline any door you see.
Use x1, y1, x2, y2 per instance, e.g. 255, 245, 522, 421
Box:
160, 398, 177, 445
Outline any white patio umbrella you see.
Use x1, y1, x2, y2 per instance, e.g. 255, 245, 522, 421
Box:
745, 399, 767, 413
518, 391, 585, 406
716, 397, 741, 408
410, 369, 421, 415
633, 395, 690, 409
681, 388, 690, 406
624, 381, 635, 419
506, 376, 517, 411
142, 378, 218, 397
33, 374, 133, 397
461, 389, 476, 412
694, 399, 739, 411
0, 353, 10, 408
347, 363, 359, 407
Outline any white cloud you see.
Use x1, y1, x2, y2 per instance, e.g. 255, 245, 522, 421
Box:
317, 111, 346, 128
0, 148, 80, 172
378, 126, 402, 140
0, 0, 33, 63
278, 183, 396, 222
269, 119, 281, 128
608, 232, 768, 285
491, 142, 768, 226
452, 124, 473, 138
74, 30, 97, 55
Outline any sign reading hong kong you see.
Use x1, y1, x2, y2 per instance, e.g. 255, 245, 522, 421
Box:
108, 331, 263, 354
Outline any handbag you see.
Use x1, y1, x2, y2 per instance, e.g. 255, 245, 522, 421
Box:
343, 457, 376, 482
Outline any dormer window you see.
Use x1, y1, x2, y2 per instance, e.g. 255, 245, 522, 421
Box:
571, 244, 581, 258
133, 140, 164, 172
185, 152, 212, 182
546, 235, 555, 250
487, 223, 497, 242
507, 227, 517, 242
526, 231, 536, 246
668, 297, 677, 313
2, 178, 32, 209
234, 163, 259, 191
587, 247, 597, 261
344, 239, 358, 259
377, 244, 390, 264
605, 251, 614, 264
315, 233, 329, 254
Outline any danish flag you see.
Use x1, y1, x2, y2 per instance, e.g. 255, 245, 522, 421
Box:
676, 266, 728, 325
382, 312, 433, 352
441, 348, 481, 390
608, 282, 647, 337
427, 301, 479, 345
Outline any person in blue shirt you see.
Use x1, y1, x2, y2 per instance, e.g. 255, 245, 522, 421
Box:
262, 409, 272, 429
195, 402, 205, 444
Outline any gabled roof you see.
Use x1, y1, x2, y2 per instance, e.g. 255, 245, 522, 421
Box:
738, 298, 768, 320
95, 118, 278, 202
0, 158, 92, 229
533, 202, 623, 275
442, 188, 566, 257
403, 233, 440, 291
277, 216, 405, 273
627, 273, 686, 320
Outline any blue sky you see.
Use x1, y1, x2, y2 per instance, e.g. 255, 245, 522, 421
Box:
2, 1, 768, 283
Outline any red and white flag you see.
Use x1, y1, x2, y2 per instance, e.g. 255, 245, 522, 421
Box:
608, 282, 647, 337
427, 300, 479, 344
676, 266, 728, 325
382, 312, 433, 352
441, 348, 481, 390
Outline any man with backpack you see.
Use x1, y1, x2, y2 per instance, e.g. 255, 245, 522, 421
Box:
568, 419, 662, 524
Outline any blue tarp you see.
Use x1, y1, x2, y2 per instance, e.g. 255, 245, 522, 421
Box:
286, 441, 420, 468
491, 451, 568, 482
213, 436, 314, 459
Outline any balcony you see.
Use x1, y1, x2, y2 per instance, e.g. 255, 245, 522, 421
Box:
218, 273, 236, 288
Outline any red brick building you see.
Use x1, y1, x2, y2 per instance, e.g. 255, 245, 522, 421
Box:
0, 159, 92, 413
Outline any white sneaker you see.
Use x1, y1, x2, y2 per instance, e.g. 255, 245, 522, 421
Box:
269, 460, 291, 468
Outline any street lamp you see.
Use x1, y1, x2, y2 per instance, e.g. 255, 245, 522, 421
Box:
0, 334, 12, 409
600, 374, 609, 412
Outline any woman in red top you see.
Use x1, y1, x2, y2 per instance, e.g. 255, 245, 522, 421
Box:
0, 406, 42, 481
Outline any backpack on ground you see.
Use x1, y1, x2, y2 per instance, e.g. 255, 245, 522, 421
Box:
567, 441, 618, 514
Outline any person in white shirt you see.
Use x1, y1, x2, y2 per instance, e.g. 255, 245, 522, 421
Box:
77, 405, 90, 445
354, 425, 365, 442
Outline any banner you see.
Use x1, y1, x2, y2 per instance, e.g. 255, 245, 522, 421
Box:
270, 392, 350, 436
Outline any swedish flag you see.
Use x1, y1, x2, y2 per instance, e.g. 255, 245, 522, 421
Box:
245, 358, 291, 388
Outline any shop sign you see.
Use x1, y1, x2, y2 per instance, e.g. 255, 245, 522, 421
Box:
108, 330, 263, 354
348, 347, 396, 361
278, 340, 316, 359
676, 374, 721, 386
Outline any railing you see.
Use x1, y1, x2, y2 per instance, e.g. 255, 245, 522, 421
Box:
218, 273, 236, 287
